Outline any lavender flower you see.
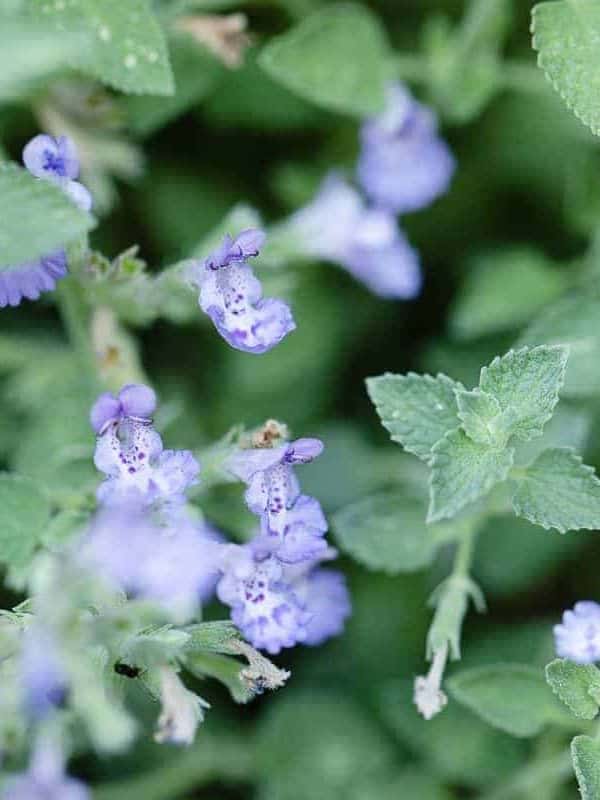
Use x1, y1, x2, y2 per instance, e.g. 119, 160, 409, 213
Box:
227, 437, 324, 536
193, 229, 295, 354
216, 545, 312, 654
90, 384, 157, 434
92, 385, 199, 508
254, 494, 329, 564
79, 504, 224, 621
357, 83, 455, 214
554, 601, 600, 664
2, 738, 89, 800
1, 135, 91, 309
23, 134, 92, 211
287, 174, 421, 299
216, 544, 349, 654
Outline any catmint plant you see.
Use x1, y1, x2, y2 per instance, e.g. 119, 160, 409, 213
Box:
4, 0, 600, 796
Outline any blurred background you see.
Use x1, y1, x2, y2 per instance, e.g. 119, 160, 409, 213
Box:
2, 0, 600, 797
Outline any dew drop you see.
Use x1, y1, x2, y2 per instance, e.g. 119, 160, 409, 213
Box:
124, 54, 137, 69
98, 25, 111, 42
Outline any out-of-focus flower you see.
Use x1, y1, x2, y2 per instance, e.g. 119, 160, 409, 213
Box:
357, 83, 455, 215
287, 174, 421, 299
176, 13, 251, 69
79, 505, 224, 621
193, 229, 295, 354
21, 625, 68, 719
2, 737, 89, 800
554, 601, 600, 664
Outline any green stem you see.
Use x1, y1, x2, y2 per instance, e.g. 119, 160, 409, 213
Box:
453, 526, 476, 578
55, 276, 99, 396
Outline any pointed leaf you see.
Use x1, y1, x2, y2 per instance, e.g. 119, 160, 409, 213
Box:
532, 0, 600, 136
366, 373, 461, 462
0, 474, 51, 567
258, 4, 389, 117
479, 345, 568, 442
428, 429, 514, 522
455, 388, 505, 446
512, 447, 600, 533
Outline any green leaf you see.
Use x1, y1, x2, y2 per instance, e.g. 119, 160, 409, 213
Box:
518, 292, 600, 398
183, 621, 241, 654
258, 4, 389, 117
32, 0, 174, 95
333, 492, 446, 574
546, 659, 600, 720
0, 474, 51, 567
512, 447, 600, 533
0, 17, 86, 101
572, 735, 600, 799
125, 33, 223, 135
479, 345, 568, 442
448, 663, 566, 737
0, 165, 94, 268
532, 0, 600, 136
184, 651, 253, 704
428, 428, 514, 522
366, 373, 461, 462
455, 388, 505, 447
449, 248, 567, 339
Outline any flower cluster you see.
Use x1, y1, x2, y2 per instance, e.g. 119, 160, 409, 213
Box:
217, 430, 350, 654
82, 384, 221, 620
1, 135, 91, 309
193, 229, 296, 354
554, 601, 600, 664
285, 83, 454, 299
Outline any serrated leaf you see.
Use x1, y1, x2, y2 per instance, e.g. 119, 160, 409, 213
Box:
125, 33, 223, 135
0, 165, 94, 268
0, 474, 51, 567
258, 4, 389, 117
449, 248, 567, 339
546, 659, 600, 720
479, 345, 568, 442
512, 447, 600, 533
32, 0, 174, 95
448, 663, 566, 737
518, 292, 600, 398
333, 492, 442, 574
428, 429, 514, 522
366, 373, 461, 462
455, 388, 504, 446
532, 0, 600, 137
572, 735, 600, 800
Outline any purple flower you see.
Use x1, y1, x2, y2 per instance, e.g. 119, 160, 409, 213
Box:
296, 568, 351, 646
1, 134, 91, 310
79, 505, 224, 621
23, 134, 92, 212
216, 544, 350, 654
2, 739, 89, 800
554, 601, 600, 664
21, 626, 68, 719
254, 494, 329, 564
92, 387, 199, 509
194, 229, 296, 354
227, 438, 324, 535
216, 546, 311, 654
0, 251, 67, 308
288, 174, 421, 299
357, 83, 455, 215
90, 384, 157, 434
